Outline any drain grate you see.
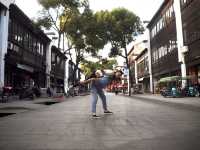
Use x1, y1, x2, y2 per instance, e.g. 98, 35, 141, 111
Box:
0, 113, 16, 118
36, 101, 59, 105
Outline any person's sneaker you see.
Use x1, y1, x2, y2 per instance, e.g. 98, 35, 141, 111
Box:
92, 114, 101, 118
104, 110, 113, 114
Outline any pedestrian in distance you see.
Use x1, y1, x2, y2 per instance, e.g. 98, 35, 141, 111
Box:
79, 69, 125, 118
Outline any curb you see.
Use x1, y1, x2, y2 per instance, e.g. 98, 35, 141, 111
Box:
130, 95, 200, 112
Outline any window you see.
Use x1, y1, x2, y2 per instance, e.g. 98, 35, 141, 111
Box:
61, 60, 65, 69
32, 38, 37, 53
40, 44, 44, 56
57, 56, 60, 64
24, 32, 29, 49
52, 52, 56, 63
37, 42, 41, 54
29, 35, 33, 50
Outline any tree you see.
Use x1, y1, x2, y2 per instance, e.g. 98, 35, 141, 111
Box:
95, 8, 144, 95
80, 58, 118, 78
63, 4, 107, 85
36, 0, 83, 48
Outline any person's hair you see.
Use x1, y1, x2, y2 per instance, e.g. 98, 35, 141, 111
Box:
115, 70, 124, 75
111, 70, 123, 81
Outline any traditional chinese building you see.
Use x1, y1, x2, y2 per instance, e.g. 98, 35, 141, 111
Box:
5, 4, 51, 90
51, 46, 67, 93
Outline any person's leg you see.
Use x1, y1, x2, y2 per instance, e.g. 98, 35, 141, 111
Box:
97, 89, 107, 111
98, 89, 113, 114
97, 89, 112, 114
91, 89, 98, 114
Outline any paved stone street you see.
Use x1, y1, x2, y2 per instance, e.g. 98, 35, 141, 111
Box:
0, 93, 200, 150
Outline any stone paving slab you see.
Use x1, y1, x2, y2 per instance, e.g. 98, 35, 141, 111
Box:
131, 94, 200, 109
0, 94, 200, 150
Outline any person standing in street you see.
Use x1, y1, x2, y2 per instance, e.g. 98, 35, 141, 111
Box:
80, 69, 124, 118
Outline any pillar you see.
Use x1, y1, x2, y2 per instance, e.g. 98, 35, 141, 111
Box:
174, 0, 187, 88
0, 8, 9, 87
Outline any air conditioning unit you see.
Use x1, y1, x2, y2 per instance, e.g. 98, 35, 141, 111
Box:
181, 46, 189, 53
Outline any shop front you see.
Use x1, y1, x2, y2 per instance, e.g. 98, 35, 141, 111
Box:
5, 61, 46, 94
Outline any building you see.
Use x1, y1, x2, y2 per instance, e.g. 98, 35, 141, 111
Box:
51, 46, 67, 93
4, 4, 51, 91
67, 60, 82, 85
147, 0, 179, 92
147, 0, 200, 93
180, 0, 200, 84
128, 39, 152, 93
0, 0, 14, 86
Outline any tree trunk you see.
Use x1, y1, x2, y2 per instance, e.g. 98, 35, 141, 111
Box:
124, 45, 132, 96
58, 32, 61, 49
62, 33, 65, 52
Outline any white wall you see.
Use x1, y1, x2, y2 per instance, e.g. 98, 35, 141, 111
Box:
64, 59, 69, 93
45, 42, 51, 88
174, 0, 187, 88
0, 7, 9, 86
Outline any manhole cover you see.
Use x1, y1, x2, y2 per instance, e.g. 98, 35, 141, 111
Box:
0, 113, 16, 118
36, 101, 59, 105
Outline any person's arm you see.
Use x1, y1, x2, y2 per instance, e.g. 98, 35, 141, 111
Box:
101, 69, 115, 76
79, 78, 99, 84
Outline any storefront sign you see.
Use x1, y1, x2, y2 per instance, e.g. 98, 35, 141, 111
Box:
17, 64, 34, 73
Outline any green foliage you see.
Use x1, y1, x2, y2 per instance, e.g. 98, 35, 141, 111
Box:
94, 8, 144, 58
80, 59, 118, 77
38, 0, 80, 9
35, 16, 52, 30
63, 5, 107, 60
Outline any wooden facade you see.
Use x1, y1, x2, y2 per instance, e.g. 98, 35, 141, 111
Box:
181, 0, 200, 68
180, 0, 200, 84
68, 60, 81, 85
51, 46, 66, 93
5, 4, 50, 89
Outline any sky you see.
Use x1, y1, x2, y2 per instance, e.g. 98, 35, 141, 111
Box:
15, 0, 163, 22
15, 0, 163, 65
